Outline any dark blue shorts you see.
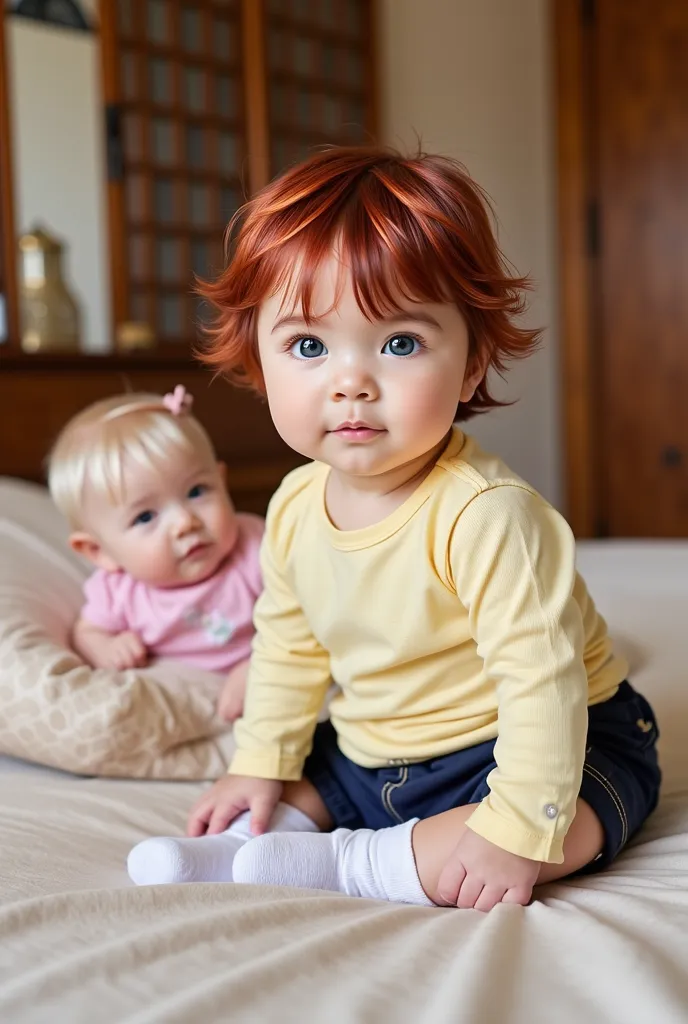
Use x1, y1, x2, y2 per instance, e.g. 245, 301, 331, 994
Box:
303, 681, 661, 871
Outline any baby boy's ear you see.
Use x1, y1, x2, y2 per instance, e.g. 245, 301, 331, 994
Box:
69, 532, 120, 572
217, 461, 228, 484
460, 349, 491, 404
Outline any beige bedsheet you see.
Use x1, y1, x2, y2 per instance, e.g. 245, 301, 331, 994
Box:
1, 542, 688, 1023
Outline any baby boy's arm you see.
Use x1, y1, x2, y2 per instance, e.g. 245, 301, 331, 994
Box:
188, 529, 330, 836
451, 485, 588, 865
229, 530, 332, 781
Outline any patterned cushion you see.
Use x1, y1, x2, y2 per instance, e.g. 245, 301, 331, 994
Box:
0, 478, 235, 778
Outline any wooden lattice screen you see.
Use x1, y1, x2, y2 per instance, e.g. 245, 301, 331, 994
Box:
99, 0, 375, 353
103, 0, 246, 349
264, 0, 374, 176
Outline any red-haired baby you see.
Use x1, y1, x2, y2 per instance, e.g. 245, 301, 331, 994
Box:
48, 388, 264, 723
128, 148, 660, 911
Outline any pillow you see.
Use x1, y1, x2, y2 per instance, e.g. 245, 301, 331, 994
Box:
0, 477, 236, 779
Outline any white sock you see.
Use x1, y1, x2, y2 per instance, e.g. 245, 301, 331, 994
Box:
127, 803, 319, 885
232, 818, 434, 906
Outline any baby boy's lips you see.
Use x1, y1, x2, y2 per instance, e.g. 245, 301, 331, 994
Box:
329, 422, 385, 442
332, 420, 382, 432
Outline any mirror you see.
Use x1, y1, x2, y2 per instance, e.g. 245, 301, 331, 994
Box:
4, 0, 112, 351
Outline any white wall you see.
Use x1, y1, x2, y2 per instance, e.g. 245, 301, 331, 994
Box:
7, 13, 111, 351
379, 0, 561, 507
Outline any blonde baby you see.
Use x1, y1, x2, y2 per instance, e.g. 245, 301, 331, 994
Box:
48, 387, 264, 722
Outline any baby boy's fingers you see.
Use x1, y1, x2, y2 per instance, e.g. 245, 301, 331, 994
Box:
501, 885, 533, 907
473, 885, 508, 913
436, 858, 466, 908
187, 798, 214, 837
456, 871, 489, 910
206, 800, 243, 835
249, 794, 278, 836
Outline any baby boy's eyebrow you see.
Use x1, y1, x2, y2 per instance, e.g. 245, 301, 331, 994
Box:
271, 309, 442, 333
381, 310, 442, 329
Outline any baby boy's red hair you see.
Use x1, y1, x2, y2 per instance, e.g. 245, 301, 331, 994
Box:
199, 146, 539, 421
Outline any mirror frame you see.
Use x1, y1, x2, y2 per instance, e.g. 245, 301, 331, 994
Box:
0, 12, 19, 349
0, 0, 270, 357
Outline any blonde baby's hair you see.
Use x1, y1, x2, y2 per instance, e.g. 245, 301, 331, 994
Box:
47, 390, 218, 529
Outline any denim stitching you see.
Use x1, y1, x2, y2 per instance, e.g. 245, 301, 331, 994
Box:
583, 762, 628, 847
381, 766, 408, 824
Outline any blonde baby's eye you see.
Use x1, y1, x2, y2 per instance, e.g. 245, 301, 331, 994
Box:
131, 509, 155, 527
188, 484, 207, 499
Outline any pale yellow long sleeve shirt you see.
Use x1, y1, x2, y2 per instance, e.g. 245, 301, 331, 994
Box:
231, 428, 627, 863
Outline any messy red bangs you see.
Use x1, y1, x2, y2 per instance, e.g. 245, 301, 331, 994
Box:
198, 146, 540, 420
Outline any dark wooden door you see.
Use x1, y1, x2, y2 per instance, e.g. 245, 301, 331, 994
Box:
593, 0, 688, 536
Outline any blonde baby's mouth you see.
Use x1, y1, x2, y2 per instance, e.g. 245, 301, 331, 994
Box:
181, 542, 211, 560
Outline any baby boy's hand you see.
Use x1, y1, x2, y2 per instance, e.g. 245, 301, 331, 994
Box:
217, 659, 249, 722
188, 774, 283, 837
436, 829, 540, 912
97, 630, 148, 671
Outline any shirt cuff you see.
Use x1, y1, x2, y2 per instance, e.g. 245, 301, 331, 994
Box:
79, 610, 120, 633
228, 749, 304, 781
466, 798, 571, 863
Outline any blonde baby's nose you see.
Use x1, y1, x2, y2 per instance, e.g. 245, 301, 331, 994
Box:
173, 505, 200, 534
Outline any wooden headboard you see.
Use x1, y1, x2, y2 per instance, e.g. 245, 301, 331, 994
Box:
0, 356, 303, 516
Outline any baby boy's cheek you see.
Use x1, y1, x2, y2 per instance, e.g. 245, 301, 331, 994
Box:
399, 388, 451, 432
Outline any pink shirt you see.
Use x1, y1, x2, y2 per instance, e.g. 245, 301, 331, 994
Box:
81, 513, 264, 674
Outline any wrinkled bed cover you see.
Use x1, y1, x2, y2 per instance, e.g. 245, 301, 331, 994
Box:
1, 542, 688, 1024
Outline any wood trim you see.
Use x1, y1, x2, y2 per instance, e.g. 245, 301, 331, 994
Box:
99, 0, 129, 333
0, 351, 205, 371
242, 0, 270, 195
366, 0, 380, 141
552, 0, 596, 537
0, 13, 20, 350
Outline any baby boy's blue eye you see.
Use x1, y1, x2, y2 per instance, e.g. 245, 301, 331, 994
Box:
132, 509, 155, 527
188, 484, 207, 499
382, 335, 419, 357
291, 337, 326, 359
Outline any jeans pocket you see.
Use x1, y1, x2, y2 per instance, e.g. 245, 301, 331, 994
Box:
589, 687, 659, 753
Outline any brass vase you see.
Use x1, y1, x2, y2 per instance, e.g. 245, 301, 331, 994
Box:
18, 224, 81, 353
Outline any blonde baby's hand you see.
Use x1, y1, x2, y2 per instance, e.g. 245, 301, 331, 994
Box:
436, 829, 540, 912
217, 659, 249, 722
95, 630, 147, 671
187, 774, 283, 838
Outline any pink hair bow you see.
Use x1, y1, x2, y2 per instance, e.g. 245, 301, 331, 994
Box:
162, 385, 193, 416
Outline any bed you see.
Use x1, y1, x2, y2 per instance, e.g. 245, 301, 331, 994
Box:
1, 490, 687, 1023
